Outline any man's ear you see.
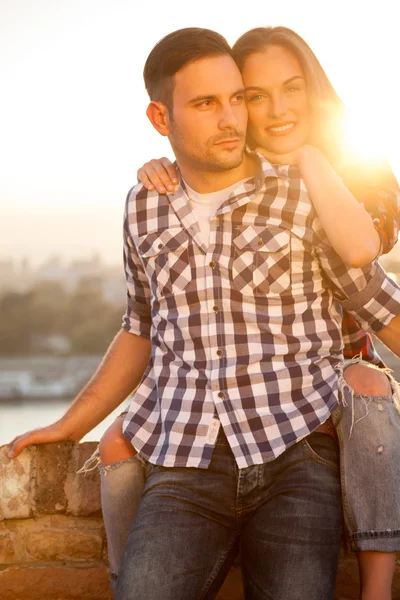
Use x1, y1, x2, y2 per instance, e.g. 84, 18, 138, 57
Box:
146, 101, 171, 137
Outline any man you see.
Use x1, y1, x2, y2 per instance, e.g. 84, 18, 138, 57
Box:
8, 28, 400, 599
114, 29, 400, 600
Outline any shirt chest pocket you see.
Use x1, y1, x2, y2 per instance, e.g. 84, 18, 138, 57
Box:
232, 226, 291, 296
137, 228, 192, 297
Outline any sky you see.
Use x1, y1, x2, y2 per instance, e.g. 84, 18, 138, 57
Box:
1, 0, 399, 267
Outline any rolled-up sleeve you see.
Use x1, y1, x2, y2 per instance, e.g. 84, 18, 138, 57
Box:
315, 244, 400, 333
121, 189, 152, 339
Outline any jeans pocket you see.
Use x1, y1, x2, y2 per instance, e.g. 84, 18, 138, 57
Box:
303, 433, 339, 472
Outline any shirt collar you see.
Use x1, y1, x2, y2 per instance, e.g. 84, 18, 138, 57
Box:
165, 150, 300, 219
173, 150, 276, 197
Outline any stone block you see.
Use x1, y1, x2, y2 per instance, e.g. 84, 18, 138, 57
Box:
33, 442, 74, 515
0, 526, 26, 564
1, 515, 106, 565
0, 445, 34, 521
0, 565, 113, 600
47, 513, 105, 534
65, 443, 101, 516
27, 529, 103, 561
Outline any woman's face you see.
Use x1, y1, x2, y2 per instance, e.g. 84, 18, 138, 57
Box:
242, 44, 311, 155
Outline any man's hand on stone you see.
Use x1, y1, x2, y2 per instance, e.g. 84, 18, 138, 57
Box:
7, 421, 79, 459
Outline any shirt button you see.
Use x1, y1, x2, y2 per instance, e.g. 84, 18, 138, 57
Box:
217, 392, 224, 399
209, 261, 216, 268
216, 349, 223, 357
257, 239, 263, 247
213, 305, 219, 312
158, 243, 164, 249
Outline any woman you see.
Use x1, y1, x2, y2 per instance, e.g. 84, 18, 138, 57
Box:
99, 27, 400, 598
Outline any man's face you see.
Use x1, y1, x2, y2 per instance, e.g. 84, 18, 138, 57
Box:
242, 45, 311, 154
168, 55, 247, 172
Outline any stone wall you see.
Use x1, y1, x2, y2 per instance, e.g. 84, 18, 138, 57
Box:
1, 442, 399, 600
0, 442, 111, 600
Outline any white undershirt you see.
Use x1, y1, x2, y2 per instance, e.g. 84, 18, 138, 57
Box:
184, 179, 247, 248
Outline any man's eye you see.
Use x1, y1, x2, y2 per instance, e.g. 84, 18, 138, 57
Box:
196, 100, 212, 109
286, 86, 302, 93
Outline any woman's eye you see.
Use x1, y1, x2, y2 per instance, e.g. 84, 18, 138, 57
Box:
232, 94, 244, 104
247, 94, 265, 102
286, 86, 302, 93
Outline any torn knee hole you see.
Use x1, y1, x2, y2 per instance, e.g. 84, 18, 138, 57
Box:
99, 455, 139, 474
343, 364, 392, 397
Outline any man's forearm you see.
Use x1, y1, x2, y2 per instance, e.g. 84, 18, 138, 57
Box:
57, 329, 151, 440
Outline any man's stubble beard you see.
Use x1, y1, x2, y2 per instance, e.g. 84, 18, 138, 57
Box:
170, 127, 246, 173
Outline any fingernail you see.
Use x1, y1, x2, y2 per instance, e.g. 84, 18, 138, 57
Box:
172, 178, 178, 184
167, 185, 174, 191
159, 187, 166, 193
148, 184, 154, 190
8, 450, 14, 458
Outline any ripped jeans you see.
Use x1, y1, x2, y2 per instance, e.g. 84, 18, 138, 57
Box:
78, 439, 145, 588
333, 354, 400, 551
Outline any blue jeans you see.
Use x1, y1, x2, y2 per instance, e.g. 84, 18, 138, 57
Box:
114, 430, 342, 600
334, 356, 400, 551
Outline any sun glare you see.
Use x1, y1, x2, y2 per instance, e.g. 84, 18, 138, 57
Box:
342, 106, 388, 162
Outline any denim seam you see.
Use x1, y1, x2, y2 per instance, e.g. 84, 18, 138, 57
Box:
301, 439, 339, 473
350, 529, 400, 547
333, 422, 358, 537
236, 470, 245, 520
198, 533, 237, 600
352, 393, 393, 402
352, 530, 400, 540
242, 559, 267, 600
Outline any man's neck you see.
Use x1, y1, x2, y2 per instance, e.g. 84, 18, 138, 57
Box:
177, 153, 258, 194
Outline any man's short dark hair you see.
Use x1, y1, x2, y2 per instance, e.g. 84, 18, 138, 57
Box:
143, 28, 232, 111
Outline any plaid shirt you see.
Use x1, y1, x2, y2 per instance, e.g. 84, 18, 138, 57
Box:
122, 155, 400, 469
341, 163, 400, 365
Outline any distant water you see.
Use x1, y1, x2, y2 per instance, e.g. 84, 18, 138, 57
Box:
0, 355, 127, 447
0, 397, 126, 447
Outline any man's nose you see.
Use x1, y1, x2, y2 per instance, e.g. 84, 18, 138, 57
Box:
218, 104, 239, 130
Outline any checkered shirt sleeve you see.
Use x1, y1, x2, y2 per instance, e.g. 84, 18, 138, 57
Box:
121, 187, 152, 339
314, 239, 400, 333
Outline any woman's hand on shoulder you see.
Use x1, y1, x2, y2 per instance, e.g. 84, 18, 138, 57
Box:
137, 157, 178, 194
